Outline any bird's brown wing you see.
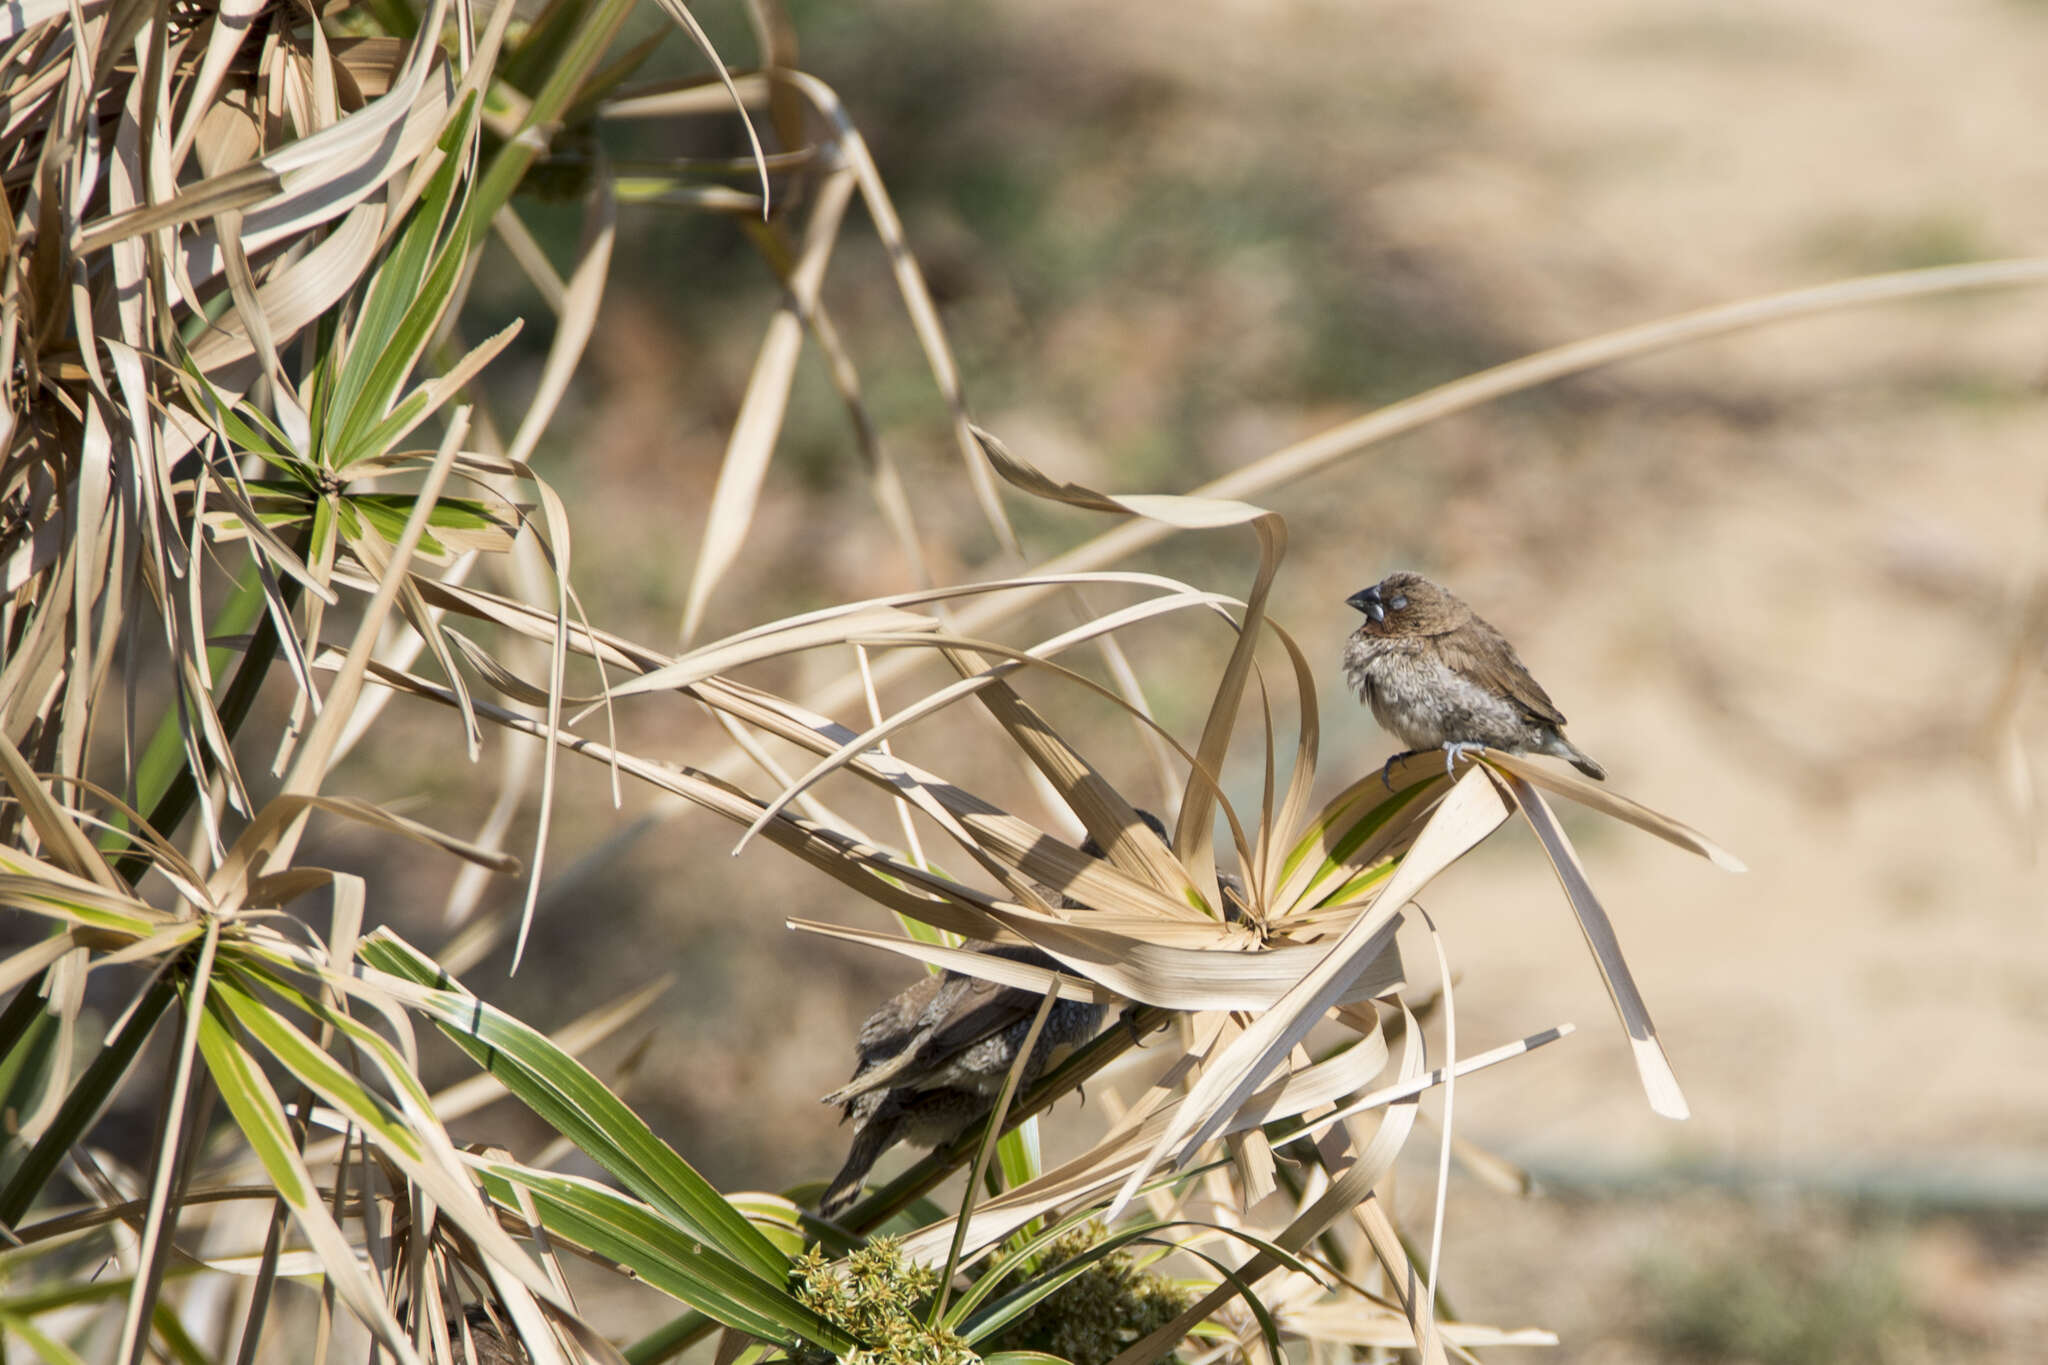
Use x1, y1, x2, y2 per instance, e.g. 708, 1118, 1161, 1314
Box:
824, 973, 950, 1108
823, 974, 1033, 1106
827, 946, 1074, 1107
854, 973, 946, 1056
910, 975, 1040, 1079
1435, 616, 1568, 728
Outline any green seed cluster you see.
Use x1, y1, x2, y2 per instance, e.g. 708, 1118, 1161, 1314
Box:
793, 1239, 976, 1365
992, 1224, 1192, 1365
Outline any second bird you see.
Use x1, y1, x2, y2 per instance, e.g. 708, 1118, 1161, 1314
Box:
1342, 572, 1606, 781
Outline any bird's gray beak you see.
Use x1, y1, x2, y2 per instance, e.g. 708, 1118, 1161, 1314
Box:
1346, 588, 1385, 623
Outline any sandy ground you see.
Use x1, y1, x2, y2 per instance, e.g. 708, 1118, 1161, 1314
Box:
1309, 0, 2048, 1183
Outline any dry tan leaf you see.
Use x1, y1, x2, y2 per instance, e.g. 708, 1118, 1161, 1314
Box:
1484, 751, 1746, 871
1109, 1012, 1434, 1365
680, 162, 856, 644
1118, 766, 1511, 1217
794, 912, 1405, 1015
167, 0, 271, 171
969, 424, 1285, 909
939, 642, 1213, 915
1281, 1306, 1555, 1350
782, 72, 1017, 552
603, 605, 944, 702
0, 729, 121, 890
599, 72, 773, 122
186, 200, 387, 374
972, 902, 1405, 1012
731, 591, 1237, 872
1497, 770, 1690, 1120
1273, 1024, 1575, 1150
784, 922, 1118, 1003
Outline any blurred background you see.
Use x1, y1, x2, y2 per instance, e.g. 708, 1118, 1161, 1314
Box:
310, 0, 2048, 1358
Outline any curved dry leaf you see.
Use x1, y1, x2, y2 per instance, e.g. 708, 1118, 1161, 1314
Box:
972, 425, 1272, 530
187, 199, 387, 373
1236, 1030, 1395, 1137
392, 567, 1210, 679
1497, 770, 1690, 1120
605, 605, 944, 702
680, 164, 856, 644
332, 36, 409, 100
782, 72, 1016, 551
1109, 1013, 1434, 1365
968, 424, 1285, 915
733, 589, 1237, 857
341, 657, 1015, 940
1247, 618, 1321, 908
0, 731, 122, 890
793, 912, 1404, 1016
167, 0, 271, 172
599, 72, 772, 121
785, 920, 1119, 1002
350, 533, 483, 758
1273, 1024, 1576, 1151
951, 808, 1215, 924
1119, 766, 1511, 1215
1483, 751, 1746, 871
969, 902, 1405, 1013
438, 631, 607, 709
937, 642, 1218, 914
231, 794, 525, 900
640, 0, 772, 211
85, 31, 454, 267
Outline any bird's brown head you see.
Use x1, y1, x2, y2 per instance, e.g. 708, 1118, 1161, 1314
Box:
1345, 572, 1468, 637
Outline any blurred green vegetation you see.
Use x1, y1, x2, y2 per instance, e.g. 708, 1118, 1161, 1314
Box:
485, 0, 1517, 521
1641, 1227, 1927, 1365
1803, 212, 1997, 277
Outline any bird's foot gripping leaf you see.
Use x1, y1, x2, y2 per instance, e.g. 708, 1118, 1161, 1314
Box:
1378, 749, 1426, 791
1440, 741, 1486, 779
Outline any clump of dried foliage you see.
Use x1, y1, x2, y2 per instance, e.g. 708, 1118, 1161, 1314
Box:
5, 2, 2029, 1363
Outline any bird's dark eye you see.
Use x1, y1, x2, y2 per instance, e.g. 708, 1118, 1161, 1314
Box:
1387, 594, 1408, 611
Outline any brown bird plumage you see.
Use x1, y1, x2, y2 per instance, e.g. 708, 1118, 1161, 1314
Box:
816, 942, 1102, 1219
1341, 572, 1606, 782
815, 812, 1176, 1219
451, 1306, 527, 1365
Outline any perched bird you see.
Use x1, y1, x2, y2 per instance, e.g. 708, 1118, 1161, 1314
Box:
816, 941, 1104, 1218
391, 1303, 527, 1365
1342, 572, 1606, 782
450, 1306, 526, 1365
816, 813, 1175, 1219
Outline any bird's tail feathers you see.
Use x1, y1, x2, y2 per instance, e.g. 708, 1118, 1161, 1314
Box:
1542, 731, 1606, 781
1540, 736, 1605, 777
819, 1112, 901, 1219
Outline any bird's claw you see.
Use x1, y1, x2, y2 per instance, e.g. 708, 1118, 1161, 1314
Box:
1119, 1005, 1149, 1047
1378, 750, 1423, 791
1440, 742, 1483, 779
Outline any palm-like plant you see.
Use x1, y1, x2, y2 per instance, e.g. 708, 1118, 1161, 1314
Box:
7, 2, 2028, 1363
